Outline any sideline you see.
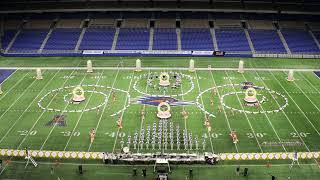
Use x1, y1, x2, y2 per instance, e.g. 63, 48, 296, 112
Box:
0, 67, 320, 72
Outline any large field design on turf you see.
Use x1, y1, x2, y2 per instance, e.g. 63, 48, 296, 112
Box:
0, 68, 319, 156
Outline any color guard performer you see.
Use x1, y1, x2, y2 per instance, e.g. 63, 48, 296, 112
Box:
204, 116, 211, 132
229, 129, 239, 144
117, 116, 123, 129
290, 151, 300, 169
181, 110, 189, 120
141, 109, 145, 121
218, 105, 222, 113
90, 128, 96, 143
112, 90, 116, 102
231, 109, 235, 116
211, 87, 217, 95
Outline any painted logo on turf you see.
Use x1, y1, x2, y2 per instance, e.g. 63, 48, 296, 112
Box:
314, 71, 320, 78
46, 115, 66, 127
241, 82, 262, 90
134, 96, 194, 107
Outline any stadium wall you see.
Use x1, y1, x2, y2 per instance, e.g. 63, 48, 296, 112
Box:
1, 51, 252, 57
2, 51, 320, 58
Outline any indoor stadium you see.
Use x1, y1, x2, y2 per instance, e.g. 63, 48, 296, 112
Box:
0, 0, 319, 179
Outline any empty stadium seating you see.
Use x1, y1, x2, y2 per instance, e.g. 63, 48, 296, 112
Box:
153, 28, 177, 50
2, 30, 16, 50
249, 30, 286, 53
281, 29, 320, 53
24, 20, 52, 29
10, 29, 48, 52
56, 19, 82, 28
215, 28, 251, 52
181, 19, 209, 28
247, 20, 274, 30
79, 28, 115, 50
181, 28, 214, 51
312, 31, 320, 41
89, 19, 115, 27
1, 12, 319, 55
116, 28, 149, 50
122, 19, 149, 28
44, 28, 81, 51
155, 19, 176, 28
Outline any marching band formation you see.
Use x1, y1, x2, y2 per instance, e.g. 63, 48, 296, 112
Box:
89, 93, 242, 148
88, 76, 243, 148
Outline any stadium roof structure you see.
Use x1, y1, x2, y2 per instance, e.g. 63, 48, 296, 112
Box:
0, 0, 319, 14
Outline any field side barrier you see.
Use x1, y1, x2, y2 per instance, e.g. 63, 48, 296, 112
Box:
0, 149, 319, 161
253, 53, 320, 59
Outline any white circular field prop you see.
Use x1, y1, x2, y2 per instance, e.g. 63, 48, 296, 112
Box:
87, 60, 93, 73
135, 59, 142, 72
287, 70, 294, 82
36, 68, 43, 80
238, 60, 244, 73
157, 102, 171, 119
189, 59, 195, 72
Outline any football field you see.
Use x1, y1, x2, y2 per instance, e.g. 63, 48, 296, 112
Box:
0, 66, 319, 154
0, 56, 319, 179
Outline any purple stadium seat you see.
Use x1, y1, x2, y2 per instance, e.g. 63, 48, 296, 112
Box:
281, 29, 320, 53
79, 28, 115, 50
153, 28, 177, 50
181, 28, 213, 51
10, 29, 48, 52
1, 30, 16, 50
249, 29, 286, 53
116, 28, 149, 50
44, 28, 81, 51
215, 28, 251, 52
312, 31, 320, 45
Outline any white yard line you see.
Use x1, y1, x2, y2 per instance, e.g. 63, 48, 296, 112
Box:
290, 72, 320, 113
209, 70, 239, 152
270, 71, 320, 136
63, 70, 106, 151
137, 69, 151, 153
224, 70, 263, 152
40, 71, 90, 150
179, 70, 190, 154
112, 70, 135, 153
239, 73, 287, 152
0, 69, 87, 177
0, 66, 86, 175
194, 71, 214, 153
254, 70, 313, 152
0, 72, 34, 121
313, 71, 320, 80
0, 69, 17, 85
300, 72, 320, 95
0, 70, 60, 144
40, 70, 95, 150
40, 71, 86, 150
16, 61, 83, 150
1, 66, 320, 72
7, 160, 318, 167
256, 70, 320, 167
87, 63, 122, 151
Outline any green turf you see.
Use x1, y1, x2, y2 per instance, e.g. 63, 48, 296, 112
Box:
1, 161, 320, 180
0, 56, 319, 179
1, 56, 320, 69
0, 69, 319, 153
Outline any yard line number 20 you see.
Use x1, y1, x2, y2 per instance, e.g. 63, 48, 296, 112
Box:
18, 130, 37, 136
